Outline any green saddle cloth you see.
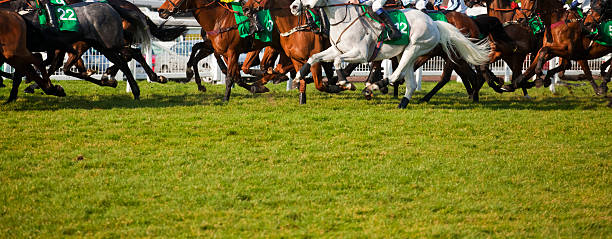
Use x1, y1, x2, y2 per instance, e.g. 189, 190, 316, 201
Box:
595, 20, 612, 46
231, 3, 273, 42
362, 7, 410, 45
37, 0, 80, 32
527, 15, 545, 35
427, 12, 448, 22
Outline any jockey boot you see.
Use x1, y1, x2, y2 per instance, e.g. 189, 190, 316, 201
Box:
377, 11, 402, 41
249, 13, 265, 35
44, 2, 59, 32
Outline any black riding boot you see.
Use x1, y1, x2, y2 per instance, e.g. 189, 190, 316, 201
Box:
44, 2, 59, 32
249, 13, 265, 35
377, 10, 402, 41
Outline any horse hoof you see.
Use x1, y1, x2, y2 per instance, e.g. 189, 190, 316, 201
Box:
398, 97, 409, 109
198, 85, 207, 92
24, 87, 35, 94
55, 85, 66, 97
158, 76, 168, 84
273, 75, 289, 84
85, 69, 97, 77
299, 92, 306, 104
501, 85, 516, 92
348, 83, 357, 91
363, 88, 373, 100
380, 85, 389, 95
102, 79, 118, 88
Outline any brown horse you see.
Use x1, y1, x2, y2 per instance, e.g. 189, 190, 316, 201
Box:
513, 0, 611, 95
158, 0, 297, 102
0, 9, 65, 102
244, 0, 356, 104
465, 0, 543, 96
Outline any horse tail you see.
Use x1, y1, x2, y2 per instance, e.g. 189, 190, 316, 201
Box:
106, 2, 151, 51
146, 17, 187, 41
435, 21, 490, 66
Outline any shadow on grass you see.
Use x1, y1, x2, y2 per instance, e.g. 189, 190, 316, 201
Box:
0, 81, 609, 111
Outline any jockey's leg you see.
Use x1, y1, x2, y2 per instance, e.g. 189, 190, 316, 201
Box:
375, 9, 402, 41
248, 12, 264, 35
43, 1, 59, 31
371, 0, 401, 41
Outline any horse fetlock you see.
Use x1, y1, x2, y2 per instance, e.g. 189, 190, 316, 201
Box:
186, 68, 194, 80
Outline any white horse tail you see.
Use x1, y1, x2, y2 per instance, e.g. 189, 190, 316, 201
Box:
435, 21, 490, 66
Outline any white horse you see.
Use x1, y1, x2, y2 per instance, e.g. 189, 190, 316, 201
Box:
290, 0, 491, 108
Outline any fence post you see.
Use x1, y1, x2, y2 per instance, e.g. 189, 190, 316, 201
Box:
504, 61, 511, 82
286, 73, 292, 91
146, 46, 153, 83
549, 57, 558, 93
210, 55, 225, 85
416, 67, 422, 91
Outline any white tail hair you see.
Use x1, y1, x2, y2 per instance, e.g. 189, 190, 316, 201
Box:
435, 21, 490, 66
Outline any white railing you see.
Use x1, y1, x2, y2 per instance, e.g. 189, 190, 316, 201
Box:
1, 30, 609, 92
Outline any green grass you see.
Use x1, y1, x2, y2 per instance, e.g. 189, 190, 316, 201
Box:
0, 79, 610, 237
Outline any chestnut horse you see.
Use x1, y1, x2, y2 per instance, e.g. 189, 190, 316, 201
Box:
158, 0, 297, 102
244, 0, 356, 104
513, 0, 611, 95
0, 9, 65, 102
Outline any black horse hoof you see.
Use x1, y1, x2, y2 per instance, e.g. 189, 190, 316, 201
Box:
380, 85, 389, 95
55, 85, 66, 97
299, 92, 306, 104
158, 76, 168, 84
398, 97, 409, 109
198, 85, 207, 92
24, 86, 35, 94
501, 85, 516, 92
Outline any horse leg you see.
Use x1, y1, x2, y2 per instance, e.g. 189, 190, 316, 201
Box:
544, 58, 571, 88
193, 49, 210, 92
6, 73, 22, 103
130, 47, 167, 84
100, 49, 140, 100
62, 50, 116, 87
295, 47, 341, 103
600, 58, 612, 94
222, 51, 241, 102
420, 60, 455, 103
186, 41, 205, 81
392, 59, 400, 98
574, 59, 601, 95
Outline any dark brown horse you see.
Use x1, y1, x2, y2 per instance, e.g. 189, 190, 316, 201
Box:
0, 9, 65, 102
53, 0, 186, 85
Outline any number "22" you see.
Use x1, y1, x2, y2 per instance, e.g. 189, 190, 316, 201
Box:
57, 8, 76, 21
